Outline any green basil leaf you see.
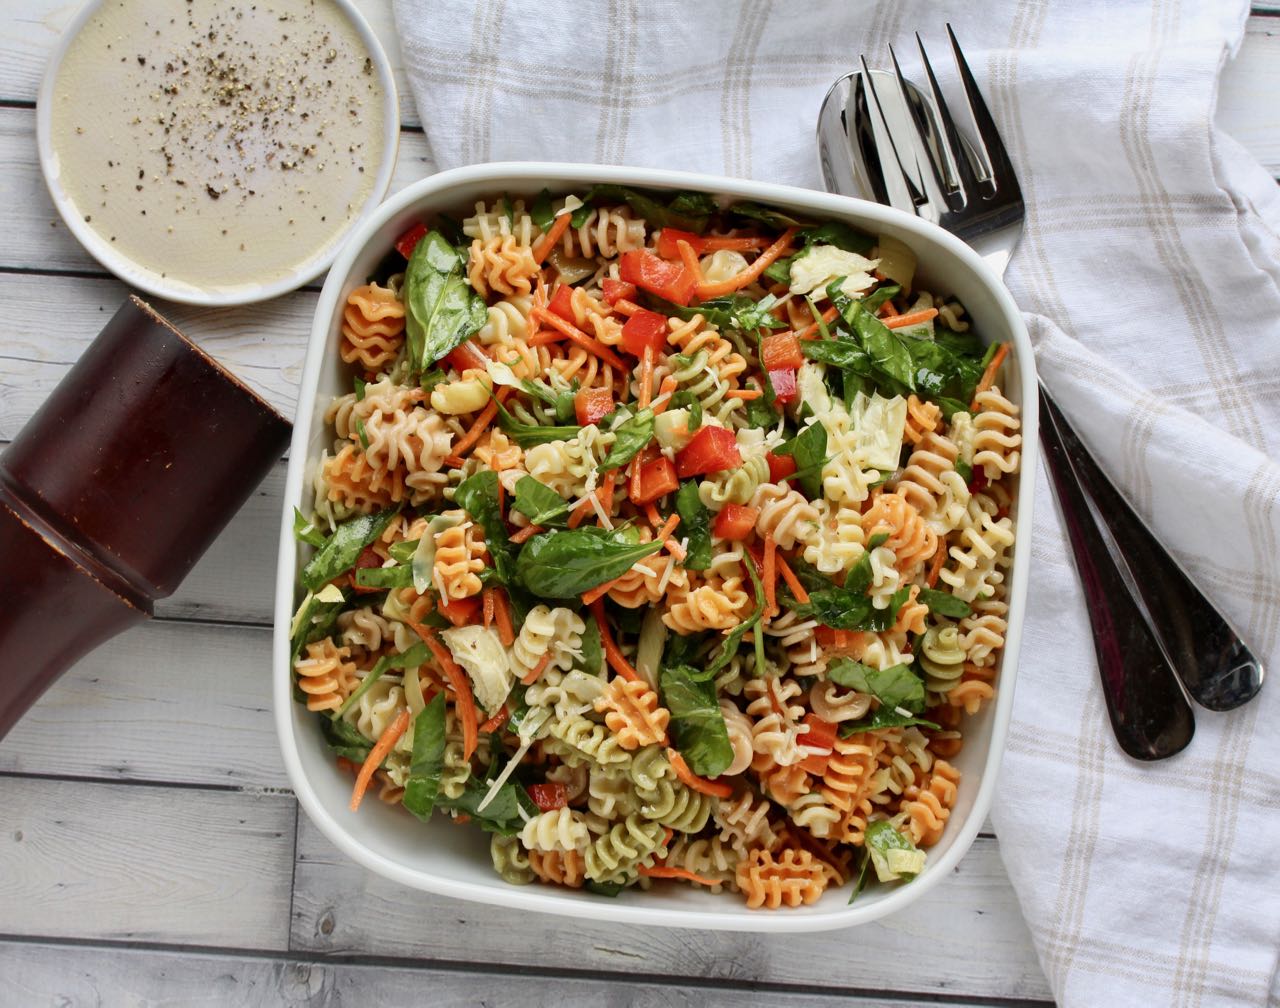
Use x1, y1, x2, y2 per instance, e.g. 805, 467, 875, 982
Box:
917, 586, 972, 619
332, 642, 430, 722
776, 421, 827, 500
494, 398, 582, 447
840, 708, 941, 734
671, 294, 786, 334
792, 584, 910, 633
800, 221, 876, 254
402, 692, 448, 821
403, 230, 488, 374
574, 185, 718, 233
321, 715, 373, 762
512, 475, 571, 527
724, 201, 813, 229
844, 298, 916, 392
354, 564, 414, 589
439, 775, 532, 836
675, 481, 713, 571
827, 658, 926, 713
598, 407, 654, 473
530, 189, 556, 231
300, 509, 397, 592
515, 528, 665, 598
455, 471, 515, 583
660, 664, 734, 777
293, 507, 328, 548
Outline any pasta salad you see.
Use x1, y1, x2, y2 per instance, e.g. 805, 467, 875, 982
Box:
290, 187, 1021, 908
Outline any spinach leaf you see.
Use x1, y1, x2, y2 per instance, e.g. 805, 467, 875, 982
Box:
675, 480, 713, 571
571, 185, 717, 233
388, 539, 420, 563
300, 509, 397, 592
494, 398, 582, 447
725, 201, 814, 229
776, 421, 827, 500
666, 390, 704, 432
843, 297, 916, 391
800, 221, 876, 254
763, 255, 793, 286
955, 459, 973, 483
402, 230, 488, 374
439, 774, 535, 836
671, 294, 785, 334
708, 555, 766, 674
512, 476, 572, 527
861, 283, 901, 315
574, 618, 604, 676
402, 692, 448, 822
663, 628, 711, 670
745, 392, 782, 429
660, 664, 734, 777
840, 708, 941, 734
845, 531, 890, 595
827, 658, 926, 713
333, 643, 430, 721
917, 586, 972, 619
354, 564, 414, 589
598, 407, 655, 473
801, 337, 877, 374
353, 375, 367, 401
292, 507, 327, 548
848, 847, 872, 904
289, 586, 349, 663
530, 189, 555, 232
864, 819, 925, 882
517, 378, 579, 426
321, 716, 372, 762
455, 471, 515, 583
793, 583, 911, 633
515, 528, 665, 598
586, 880, 626, 898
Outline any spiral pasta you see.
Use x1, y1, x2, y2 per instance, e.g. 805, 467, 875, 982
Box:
468, 234, 539, 298
431, 513, 486, 600
294, 639, 359, 713
736, 848, 829, 909
340, 283, 406, 372
595, 678, 670, 750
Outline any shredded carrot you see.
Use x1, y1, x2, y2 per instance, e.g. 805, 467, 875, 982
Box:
638, 345, 655, 410
762, 534, 778, 617
526, 329, 567, 347
638, 864, 720, 886
591, 598, 640, 681
926, 542, 947, 589
630, 457, 645, 505
532, 308, 629, 371
878, 299, 900, 319
415, 628, 479, 761
655, 512, 680, 547
528, 275, 549, 341
445, 386, 512, 467
479, 704, 509, 734
510, 523, 543, 544
612, 298, 641, 317
676, 239, 705, 287
703, 235, 772, 252
650, 375, 680, 414
350, 707, 411, 812
532, 212, 572, 264
599, 470, 617, 518
971, 343, 1011, 407
776, 552, 809, 604
725, 388, 763, 401
795, 305, 841, 340
580, 576, 622, 607
492, 588, 515, 647
482, 587, 496, 629
644, 501, 662, 527
666, 749, 733, 798
335, 756, 358, 775
568, 498, 593, 529
520, 651, 554, 686
885, 307, 939, 330
695, 228, 797, 299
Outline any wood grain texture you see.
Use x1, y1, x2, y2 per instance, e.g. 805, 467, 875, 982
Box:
0, 778, 295, 948
0, 620, 285, 788
2, 941, 1028, 1008
290, 815, 1053, 1002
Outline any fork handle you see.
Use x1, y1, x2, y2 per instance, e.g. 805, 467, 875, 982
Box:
1037, 383, 1195, 759
1038, 388, 1263, 711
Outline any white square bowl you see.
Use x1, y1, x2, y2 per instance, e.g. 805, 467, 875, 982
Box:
274, 162, 1038, 933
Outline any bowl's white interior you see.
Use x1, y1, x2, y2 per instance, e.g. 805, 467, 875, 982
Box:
274, 163, 1037, 932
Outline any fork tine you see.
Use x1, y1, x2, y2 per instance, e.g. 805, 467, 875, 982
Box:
914, 32, 983, 206
946, 24, 1021, 201
886, 42, 955, 207
858, 54, 926, 214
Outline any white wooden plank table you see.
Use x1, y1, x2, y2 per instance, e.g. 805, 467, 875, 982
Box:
0, 4, 1276, 1004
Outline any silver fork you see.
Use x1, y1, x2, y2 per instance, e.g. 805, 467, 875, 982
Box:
817, 27, 1263, 760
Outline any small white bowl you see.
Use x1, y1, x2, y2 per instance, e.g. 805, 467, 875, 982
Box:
36, 0, 399, 308
274, 163, 1039, 932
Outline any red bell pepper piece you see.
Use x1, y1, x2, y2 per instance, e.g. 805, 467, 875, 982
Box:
797, 714, 837, 774
620, 249, 697, 307
395, 222, 428, 259
548, 284, 576, 323
766, 451, 798, 484
527, 782, 568, 811
968, 466, 989, 494
655, 227, 707, 260
444, 339, 489, 373
437, 594, 481, 627
675, 425, 742, 478
761, 332, 805, 371
349, 545, 384, 595
574, 387, 614, 428
712, 503, 759, 541
620, 308, 670, 359
632, 454, 679, 505
602, 279, 637, 306
768, 367, 798, 404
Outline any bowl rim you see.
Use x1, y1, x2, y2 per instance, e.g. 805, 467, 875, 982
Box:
35, 0, 400, 308
274, 162, 1039, 932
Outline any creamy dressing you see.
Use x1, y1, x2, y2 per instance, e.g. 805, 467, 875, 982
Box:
48, 0, 386, 297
